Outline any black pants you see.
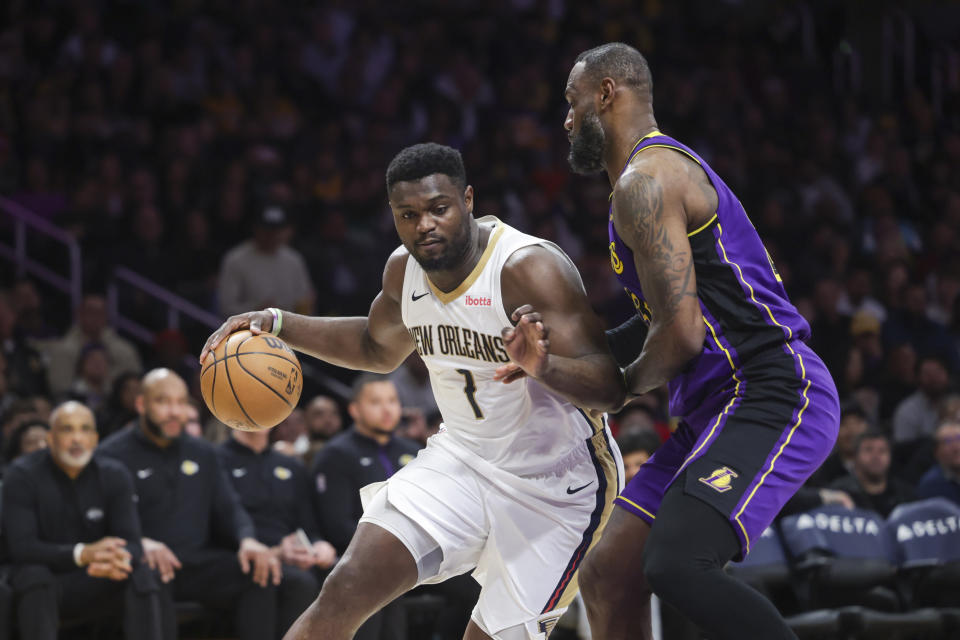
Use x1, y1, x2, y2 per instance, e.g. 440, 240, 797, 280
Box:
278, 564, 321, 638
161, 548, 278, 640
642, 481, 798, 640
12, 564, 164, 640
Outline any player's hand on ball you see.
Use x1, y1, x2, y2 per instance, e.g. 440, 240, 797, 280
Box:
501, 304, 550, 378
239, 537, 282, 587
199, 310, 275, 364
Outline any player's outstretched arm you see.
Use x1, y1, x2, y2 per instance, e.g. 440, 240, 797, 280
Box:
200, 250, 415, 373
610, 160, 706, 400
499, 244, 626, 412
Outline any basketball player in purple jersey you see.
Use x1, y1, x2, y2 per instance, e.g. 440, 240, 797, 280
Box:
506, 43, 839, 639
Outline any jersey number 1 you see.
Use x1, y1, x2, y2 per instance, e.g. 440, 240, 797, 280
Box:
456, 369, 484, 419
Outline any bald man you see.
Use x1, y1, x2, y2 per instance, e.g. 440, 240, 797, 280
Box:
98, 369, 282, 640
2, 401, 164, 640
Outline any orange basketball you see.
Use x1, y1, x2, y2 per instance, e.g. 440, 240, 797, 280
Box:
200, 330, 303, 431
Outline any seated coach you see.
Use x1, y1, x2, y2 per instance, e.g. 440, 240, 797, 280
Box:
2, 401, 163, 640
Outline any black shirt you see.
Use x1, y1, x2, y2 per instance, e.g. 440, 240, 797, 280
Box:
2, 450, 141, 571
829, 474, 916, 518
216, 438, 320, 547
311, 428, 421, 554
98, 425, 255, 558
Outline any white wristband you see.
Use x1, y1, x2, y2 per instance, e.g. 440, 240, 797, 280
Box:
73, 542, 85, 567
267, 308, 283, 337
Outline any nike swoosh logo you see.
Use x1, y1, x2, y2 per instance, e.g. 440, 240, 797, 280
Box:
566, 481, 594, 495
411, 291, 430, 301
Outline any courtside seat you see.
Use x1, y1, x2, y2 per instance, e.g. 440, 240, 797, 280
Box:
781, 506, 898, 611
887, 498, 960, 609
726, 525, 792, 598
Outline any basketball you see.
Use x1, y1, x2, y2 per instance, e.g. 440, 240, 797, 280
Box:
200, 330, 303, 431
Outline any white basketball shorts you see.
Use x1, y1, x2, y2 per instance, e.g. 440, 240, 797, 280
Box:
359, 427, 623, 639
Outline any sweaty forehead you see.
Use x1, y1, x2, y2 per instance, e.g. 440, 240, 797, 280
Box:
389, 174, 460, 206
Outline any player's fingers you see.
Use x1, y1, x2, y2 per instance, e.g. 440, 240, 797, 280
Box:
538, 338, 550, 352
169, 551, 182, 570
271, 559, 282, 585
239, 551, 251, 575
503, 369, 527, 383
520, 312, 542, 325
510, 304, 534, 322
145, 550, 158, 570
500, 326, 516, 342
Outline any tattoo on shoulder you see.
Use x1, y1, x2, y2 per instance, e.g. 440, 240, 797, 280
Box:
615, 173, 697, 322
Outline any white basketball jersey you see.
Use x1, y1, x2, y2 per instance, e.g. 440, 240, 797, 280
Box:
400, 216, 601, 476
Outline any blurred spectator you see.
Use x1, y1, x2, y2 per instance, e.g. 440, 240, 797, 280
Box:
829, 431, 915, 517
915, 421, 960, 506
10, 278, 55, 340
310, 374, 418, 640
388, 354, 438, 416
807, 277, 851, 379
0, 350, 15, 420
218, 427, 336, 638
884, 282, 960, 371
65, 342, 111, 412
311, 375, 418, 554
41, 294, 142, 397
0, 290, 49, 397
617, 428, 661, 484
271, 408, 309, 459
217, 206, 315, 317
892, 356, 951, 443
303, 394, 344, 464
397, 406, 433, 447
809, 406, 869, 486
2, 401, 164, 640
98, 369, 281, 640
96, 372, 142, 438
149, 329, 194, 384
3, 417, 49, 464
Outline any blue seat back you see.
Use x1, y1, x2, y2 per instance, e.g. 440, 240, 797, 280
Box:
737, 526, 788, 567
886, 498, 960, 565
781, 505, 894, 561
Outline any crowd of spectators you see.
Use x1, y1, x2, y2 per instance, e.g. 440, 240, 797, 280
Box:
1, 0, 960, 638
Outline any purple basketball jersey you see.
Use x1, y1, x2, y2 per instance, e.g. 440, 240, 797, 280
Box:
608, 132, 811, 421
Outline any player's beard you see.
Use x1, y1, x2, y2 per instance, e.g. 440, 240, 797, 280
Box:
412, 220, 472, 272
568, 112, 606, 175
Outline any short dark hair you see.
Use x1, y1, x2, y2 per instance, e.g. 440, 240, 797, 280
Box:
385, 143, 466, 192
616, 428, 661, 458
574, 42, 652, 95
5, 418, 49, 463
853, 429, 890, 455
351, 373, 395, 401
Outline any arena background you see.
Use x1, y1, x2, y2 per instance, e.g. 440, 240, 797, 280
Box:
1, 1, 960, 639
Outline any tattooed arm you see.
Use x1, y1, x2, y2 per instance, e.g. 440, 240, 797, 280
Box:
611, 158, 707, 400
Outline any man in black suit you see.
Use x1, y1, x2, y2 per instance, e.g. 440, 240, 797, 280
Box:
2, 400, 164, 640
99, 368, 280, 640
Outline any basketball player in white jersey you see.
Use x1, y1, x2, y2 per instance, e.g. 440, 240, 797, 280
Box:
200, 143, 626, 640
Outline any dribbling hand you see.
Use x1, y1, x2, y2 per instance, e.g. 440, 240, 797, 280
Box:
199, 310, 275, 365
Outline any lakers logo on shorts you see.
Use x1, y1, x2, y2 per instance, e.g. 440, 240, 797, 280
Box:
699, 466, 738, 493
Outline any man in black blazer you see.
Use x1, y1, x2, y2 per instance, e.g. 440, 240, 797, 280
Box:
2, 400, 164, 640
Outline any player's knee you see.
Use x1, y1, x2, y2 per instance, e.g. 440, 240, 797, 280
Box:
577, 551, 606, 603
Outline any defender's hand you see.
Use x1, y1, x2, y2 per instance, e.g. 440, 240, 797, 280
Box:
199, 310, 275, 364
501, 305, 550, 379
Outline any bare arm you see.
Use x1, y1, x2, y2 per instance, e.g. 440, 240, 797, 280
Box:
611, 160, 706, 400
499, 244, 625, 412
201, 249, 415, 373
